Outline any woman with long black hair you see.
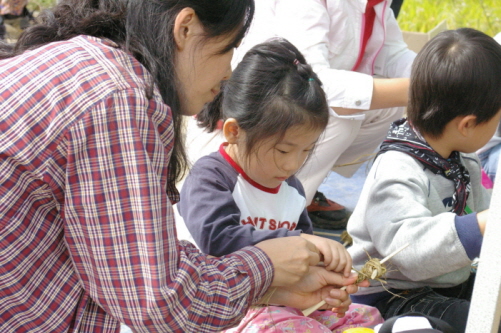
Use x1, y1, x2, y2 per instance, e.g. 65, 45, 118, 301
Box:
0, 1, 362, 332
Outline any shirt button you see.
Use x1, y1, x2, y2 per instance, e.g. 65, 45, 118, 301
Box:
355, 100, 361, 106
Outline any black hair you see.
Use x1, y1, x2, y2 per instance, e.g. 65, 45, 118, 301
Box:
198, 37, 329, 157
408, 28, 501, 138
0, 0, 254, 184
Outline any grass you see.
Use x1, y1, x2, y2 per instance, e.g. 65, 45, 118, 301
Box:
26, 0, 56, 13
398, 0, 501, 37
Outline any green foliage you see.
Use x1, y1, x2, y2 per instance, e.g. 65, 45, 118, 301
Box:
27, 0, 56, 13
398, 0, 501, 37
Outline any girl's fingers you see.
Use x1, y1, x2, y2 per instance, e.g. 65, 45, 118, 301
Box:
324, 298, 342, 308
344, 253, 353, 277
336, 252, 349, 275
323, 252, 333, 270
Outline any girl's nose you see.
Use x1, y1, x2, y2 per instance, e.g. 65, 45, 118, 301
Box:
283, 156, 302, 173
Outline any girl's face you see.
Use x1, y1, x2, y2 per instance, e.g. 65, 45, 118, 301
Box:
237, 125, 323, 189
175, 12, 235, 116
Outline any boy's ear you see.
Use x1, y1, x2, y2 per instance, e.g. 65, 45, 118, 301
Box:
173, 7, 200, 51
457, 115, 478, 137
223, 118, 241, 143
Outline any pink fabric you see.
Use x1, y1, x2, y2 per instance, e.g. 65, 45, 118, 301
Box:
222, 303, 383, 332
481, 169, 494, 189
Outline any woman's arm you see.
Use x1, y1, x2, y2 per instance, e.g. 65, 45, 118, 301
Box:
64, 91, 274, 332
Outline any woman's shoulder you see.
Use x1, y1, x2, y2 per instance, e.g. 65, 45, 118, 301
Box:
34, 35, 154, 96
72, 36, 154, 93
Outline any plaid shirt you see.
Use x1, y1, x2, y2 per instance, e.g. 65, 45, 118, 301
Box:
0, 36, 273, 333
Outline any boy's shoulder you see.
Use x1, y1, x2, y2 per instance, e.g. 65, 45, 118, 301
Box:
375, 150, 481, 169
460, 152, 482, 167
372, 150, 482, 185
372, 150, 427, 177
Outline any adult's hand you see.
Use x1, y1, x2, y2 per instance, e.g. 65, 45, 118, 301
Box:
255, 236, 320, 287
263, 267, 368, 313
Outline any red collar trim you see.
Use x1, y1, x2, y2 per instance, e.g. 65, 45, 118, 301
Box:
219, 143, 281, 194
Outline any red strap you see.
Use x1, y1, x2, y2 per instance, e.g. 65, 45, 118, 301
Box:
352, 0, 385, 71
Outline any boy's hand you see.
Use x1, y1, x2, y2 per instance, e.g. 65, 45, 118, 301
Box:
300, 233, 352, 276
477, 209, 489, 235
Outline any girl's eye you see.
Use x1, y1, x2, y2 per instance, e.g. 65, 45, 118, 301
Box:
276, 148, 288, 154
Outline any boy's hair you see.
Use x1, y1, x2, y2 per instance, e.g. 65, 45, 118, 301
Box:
198, 38, 329, 156
408, 28, 501, 138
2, 0, 254, 184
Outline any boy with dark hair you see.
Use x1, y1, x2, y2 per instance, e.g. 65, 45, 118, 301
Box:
347, 28, 501, 333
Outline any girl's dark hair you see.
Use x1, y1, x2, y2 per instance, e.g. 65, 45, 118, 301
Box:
198, 38, 329, 156
408, 28, 501, 138
0, 0, 254, 184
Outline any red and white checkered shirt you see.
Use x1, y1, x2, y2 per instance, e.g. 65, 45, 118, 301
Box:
0, 35, 273, 333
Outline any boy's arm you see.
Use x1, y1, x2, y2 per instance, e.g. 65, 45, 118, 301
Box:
452, 154, 491, 256
178, 158, 302, 256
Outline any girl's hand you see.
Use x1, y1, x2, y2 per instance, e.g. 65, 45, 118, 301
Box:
300, 233, 352, 276
255, 236, 320, 287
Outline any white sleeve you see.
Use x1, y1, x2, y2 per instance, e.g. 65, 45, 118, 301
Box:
372, 3, 416, 79
273, 0, 374, 111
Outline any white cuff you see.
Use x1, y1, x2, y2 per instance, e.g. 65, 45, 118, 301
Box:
318, 69, 374, 110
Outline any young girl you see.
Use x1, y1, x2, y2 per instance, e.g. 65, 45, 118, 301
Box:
177, 38, 383, 332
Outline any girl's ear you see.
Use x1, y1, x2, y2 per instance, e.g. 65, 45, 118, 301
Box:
457, 115, 478, 137
223, 118, 241, 143
173, 7, 200, 51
